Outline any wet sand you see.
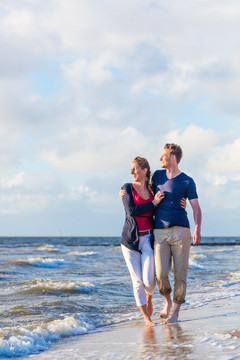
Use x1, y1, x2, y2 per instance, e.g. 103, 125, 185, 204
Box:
25, 295, 240, 360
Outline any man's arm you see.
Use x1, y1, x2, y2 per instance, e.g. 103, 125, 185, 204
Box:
189, 198, 202, 245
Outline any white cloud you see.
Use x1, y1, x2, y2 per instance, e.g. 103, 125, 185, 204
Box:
209, 175, 228, 186
0, 171, 66, 215
207, 139, 240, 173
40, 126, 155, 171
2, 8, 35, 36
0, 194, 49, 214
163, 125, 218, 164
202, 182, 240, 210
163, 125, 240, 184
0, 172, 64, 193
1, 172, 25, 188
69, 186, 89, 201
61, 52, 116, 84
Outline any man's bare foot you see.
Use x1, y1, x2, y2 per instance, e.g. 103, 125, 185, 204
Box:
160, 300, 172, 319
146, 294, 153, 316
164, 303, 181, 324
164, 314, 178, 324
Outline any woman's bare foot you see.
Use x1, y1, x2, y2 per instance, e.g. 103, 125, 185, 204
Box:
160, 300, 172, 319
144, 315, 155, 327
139, 304, 155, 326
146, 294, 153, 316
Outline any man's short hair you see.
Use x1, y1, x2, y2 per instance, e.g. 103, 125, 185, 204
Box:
164, 143, 183, 163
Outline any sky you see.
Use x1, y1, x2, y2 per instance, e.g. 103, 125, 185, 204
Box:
0, 0, 239, 237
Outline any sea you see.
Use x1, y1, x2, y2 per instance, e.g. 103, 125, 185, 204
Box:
0, 236, 239, 358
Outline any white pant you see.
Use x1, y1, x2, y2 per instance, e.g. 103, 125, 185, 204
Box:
121, 234, 156, 307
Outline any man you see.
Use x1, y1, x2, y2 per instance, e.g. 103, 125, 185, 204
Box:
152, 143, 202, 324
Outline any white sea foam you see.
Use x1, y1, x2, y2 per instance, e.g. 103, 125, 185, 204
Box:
37, 245, 59, 252
229, 270, 240, 280
2, 279, 96, 296
66, 251, 97, 256
205, 248, 234, 253
185, 289, 240, 312
9, 257, 68, 268
23, 279, 96, 294
190, 254, 206, 260
208, 271, 240, 290
0, 316, 95, 358
188, 258, 205, 270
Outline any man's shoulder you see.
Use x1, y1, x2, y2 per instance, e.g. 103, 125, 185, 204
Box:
152, 169, 165, 178
123, 183, 133, 191
180, 172, 195, 182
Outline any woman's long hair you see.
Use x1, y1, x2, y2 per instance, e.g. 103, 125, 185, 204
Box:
133, 156, 153, 194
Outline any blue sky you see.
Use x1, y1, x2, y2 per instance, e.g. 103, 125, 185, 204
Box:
0, 0, 239, 237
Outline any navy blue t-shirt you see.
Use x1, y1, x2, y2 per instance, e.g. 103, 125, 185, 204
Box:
152, 170, 198, 229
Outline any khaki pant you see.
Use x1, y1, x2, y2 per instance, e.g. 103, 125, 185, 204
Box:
154, 227, 191, 304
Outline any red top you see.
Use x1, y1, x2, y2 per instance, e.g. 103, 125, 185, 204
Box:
132, 186, 154, 232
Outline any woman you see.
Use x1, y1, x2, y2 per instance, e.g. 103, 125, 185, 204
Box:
121, 156, 164, 326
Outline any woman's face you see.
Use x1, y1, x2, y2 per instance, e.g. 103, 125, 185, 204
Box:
131, 161, 146, 182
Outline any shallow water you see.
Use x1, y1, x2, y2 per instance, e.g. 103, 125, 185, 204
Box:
0, 236, 239, 358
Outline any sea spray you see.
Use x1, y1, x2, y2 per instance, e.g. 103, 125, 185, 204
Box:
0, 316, 95, 358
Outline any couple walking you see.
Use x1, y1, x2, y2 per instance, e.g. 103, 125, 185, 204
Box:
120, 143, 202, 326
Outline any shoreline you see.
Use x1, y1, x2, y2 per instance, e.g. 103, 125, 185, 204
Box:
25, 294, 240, 360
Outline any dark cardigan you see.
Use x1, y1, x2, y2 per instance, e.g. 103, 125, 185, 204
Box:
121, 183, 155, 253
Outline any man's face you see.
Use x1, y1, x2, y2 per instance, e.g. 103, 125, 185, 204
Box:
160, 149, 173, 169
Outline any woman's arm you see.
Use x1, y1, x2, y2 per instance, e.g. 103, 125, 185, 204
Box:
122, 184, 154, 216
122, 184, 163, 217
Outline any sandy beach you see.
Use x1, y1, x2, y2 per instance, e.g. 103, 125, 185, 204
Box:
25, 294, 240, 360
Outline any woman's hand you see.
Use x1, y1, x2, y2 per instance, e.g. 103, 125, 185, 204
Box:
119, 187, 125, 199
154, 191, 165, 205
180, 197, 187, 209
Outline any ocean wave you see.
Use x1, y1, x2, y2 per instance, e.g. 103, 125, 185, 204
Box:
36, 245, 59, 252
188, 258, 206, 270
0, 316, 95, 358
15, 279, 97, 295
209, 271, 240, 289
190, 253, 206, 260
7, 257, 68, 268
221, 271, 240, 288
229, 270, 240, 280
204, 248, 234, 253
186, 289, 240, 311
208, 280, 225, 287
66, 251, 97, 256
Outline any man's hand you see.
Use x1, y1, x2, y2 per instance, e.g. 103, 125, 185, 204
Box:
193, 227, 201, 245
189, 198, 202, 245
119, 187, 125, 199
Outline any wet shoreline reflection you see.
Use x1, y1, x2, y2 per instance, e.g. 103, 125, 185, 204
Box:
137, 322, 194, 359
